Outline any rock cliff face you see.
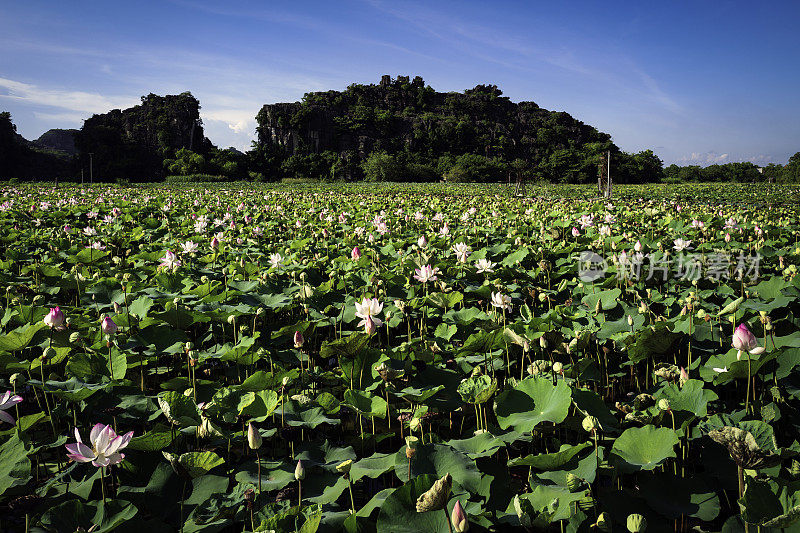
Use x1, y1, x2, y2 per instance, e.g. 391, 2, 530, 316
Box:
76, 92, 212, 180
254, 76, 614, 179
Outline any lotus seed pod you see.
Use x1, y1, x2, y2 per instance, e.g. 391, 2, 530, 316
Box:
566, 473, 583, 493
416, 473, 452, 512
256, 307, 265, 317
247, 422, 262, 450
409, 417, 421, 431
657, 399, 671, 411
336, 459, 353, 474
10, 373, 24, 386
201, 275, 209, 284
538, 292, 548, 303
553, 362, 564, 373
69, 331, 81, 344
627, 315, 634, 326
596, 512, 611, 532
627, 514, 646, 533
582, 415, 599, 433
697, 309, 706, 320
226, 315, 235, 325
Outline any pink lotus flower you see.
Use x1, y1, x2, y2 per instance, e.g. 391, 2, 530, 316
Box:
101, 316, 118, 336
210, 236, 220, 250
571, 227, 580, 237
294, 331, 304, 348
355, 297, 383, 332
65, 423, 133, 467
159, 250, 181, 270
351, 246, 361, 260
732, 323, 765, 360
43, 307, 65, 330
0, 391, 22, 425
414, 264, 439, 283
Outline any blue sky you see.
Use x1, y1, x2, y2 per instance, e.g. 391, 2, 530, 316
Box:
1, 0, 798, 165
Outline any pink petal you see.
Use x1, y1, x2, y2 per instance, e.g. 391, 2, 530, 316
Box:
0, 410, 15, 425
89, 423, 105, 443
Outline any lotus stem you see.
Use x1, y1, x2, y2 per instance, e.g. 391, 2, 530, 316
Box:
443, 507, 453, 533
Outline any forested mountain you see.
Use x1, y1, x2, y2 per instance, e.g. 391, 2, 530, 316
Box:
75, 92, 213, 181
252, 75, 627, 182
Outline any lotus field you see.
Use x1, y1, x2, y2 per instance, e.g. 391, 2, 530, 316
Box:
3, 182, 800, 533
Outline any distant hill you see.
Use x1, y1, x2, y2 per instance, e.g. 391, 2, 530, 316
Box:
253, 75, 617, 182
32, 129, 79, 155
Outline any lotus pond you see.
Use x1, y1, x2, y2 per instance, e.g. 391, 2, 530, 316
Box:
1, 182, 800, 533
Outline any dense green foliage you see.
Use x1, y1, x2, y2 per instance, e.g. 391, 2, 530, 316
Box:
0, 182, 800, 531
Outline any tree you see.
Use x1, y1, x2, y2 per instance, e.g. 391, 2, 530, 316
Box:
164, 148, 205, 176
785, 152, 800, 182
362, 151, 403, 181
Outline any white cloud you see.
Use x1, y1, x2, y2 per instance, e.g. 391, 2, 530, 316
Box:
0, 77, 137, 115
677, 151, 730, 164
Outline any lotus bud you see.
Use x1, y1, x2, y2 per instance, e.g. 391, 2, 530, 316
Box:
282, 376, 290, 387
697, 309, 706, 320
553, 362, 564, 374
657, 398, 671, 411
566, 473, 583, 493
294, 459, 305, 480
416, 473, 452, 512
627, 315, 634, 326
582, 415, 599, 433
539, 337, 548, 350
452, 500, 469, 532
294, 331, 304, 348
627, 514, 646, 533
639, 301, 648, 314
595, 299, 602, 314
101, 315, 118, 336
185, 342, 194, 351
247, 422, 262, 450
336, 459, 353, 475
522, 340, 530, 352
10, 373, 24, 386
